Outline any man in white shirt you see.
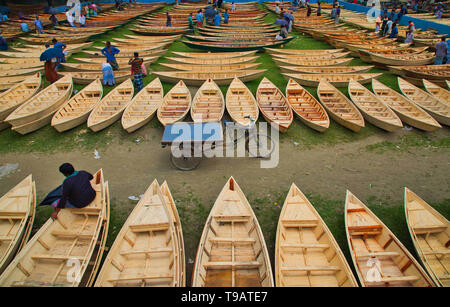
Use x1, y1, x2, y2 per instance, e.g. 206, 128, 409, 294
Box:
66, 10, 76, 27
79, 13, 85, 27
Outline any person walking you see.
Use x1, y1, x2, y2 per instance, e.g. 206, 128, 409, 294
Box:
224, 9, 229, 24
434, 37, 447, 65
335, 5, 341, 24
129, 52, 144, 91
34, 15, 44, 34
101, 41, 120, 71
196, 9, 203, 28
102, 61, 115, 86
188, 13, 194, 33
166, 12, 172, 27
214, 11, 221, 26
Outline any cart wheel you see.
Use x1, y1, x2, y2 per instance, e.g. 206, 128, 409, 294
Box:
170, 153, 202, 171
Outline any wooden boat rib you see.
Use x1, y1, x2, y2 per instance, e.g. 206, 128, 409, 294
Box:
276, 183, 358, 287
94, 180, 182, 287
265, 48, 344, 55
371, 79, 441, 132
0, 73, 42, 130
157, 80, 191, 126
423, 79, 450, 106
121, 78, 163, 133
87, 79, 134, 132
5, 75, 73, 134
72, 56, 157, 65
256, 77, 293, 133
51, 79, 103, 132
171, 51, 257, 59
285, 79, 329, 132
160, 181, 186, 286
273, 58, 353, 67
284, 73, 382, 87
159, 63, 260, 72
165, 56, 258, 65
280, 66, 373, 74
317, 79, 365, 132
191, 177, 274, 287
348, 79, 403, 132
398, 77, 450, 126
152, 70, 266, 87
226, 77, 259, 127
0, 175, 36, 275
191, 79, 224, 123
58, 71, 131, 85
0, 170, 107, 287
404, 188, 449, 287
345, 190, 435, 287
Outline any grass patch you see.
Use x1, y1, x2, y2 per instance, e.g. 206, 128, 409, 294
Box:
366, 132, 450, 153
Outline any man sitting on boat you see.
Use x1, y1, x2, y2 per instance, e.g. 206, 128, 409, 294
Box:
41, 163, 96, 220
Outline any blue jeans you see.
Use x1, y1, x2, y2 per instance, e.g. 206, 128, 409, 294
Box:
435, 56, 445, 65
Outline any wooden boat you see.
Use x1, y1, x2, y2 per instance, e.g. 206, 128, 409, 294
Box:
265, 48, 344, 55
317, 80, 365, 132
130, 26, 190, 36
275, 183, 357, 287
112, 38, 176, 45
0, 175, 36, 275
0, 58, 43, 67
0, 67, 42, 78
272, 52, 351, 60
283, 73, 382, 87
182, 39, 293, 52
94, 180, 183, 286
157, 80, 191, 126
72, 56, 157, 65
423, 79, 450, 106
87, 79, 134, 132
21, 35, 92, 45
345, 190, 435, 287
0, 51, 42, 58
364, 51, 435, 66
121, 78, 163, 133
371, 79, 442, 132
0, 73, 42, 130
92, 44, 165, 53
280, 65, 373, 74
160, 181, 185, 286
152, 70, 266, 87
348, 79, 403, 132
165, 56, 258, 65
0, 75, 37, 92
123, 34, 182, 41
191, 79, 225, 123
171, 51, 257, 59
191, 177, 274, 287
5, 75, 73, 135
398, 77, 450, 126
272, 58, 353, 67
61, 60, 154, 72
51, 79, 103, 132
58, 71, 131, 85
158, 63, 260, 72
82, 49, 166, 58
358, 47, 430, 63
285, 79, 329, 132
226, 77, 259, 127
388, 64, 450, 80
0, 170, 108, 287
404, 188, 449, 287
256, 77, 293, 133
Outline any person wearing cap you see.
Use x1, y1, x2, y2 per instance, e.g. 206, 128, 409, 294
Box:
50, 163, 96, 220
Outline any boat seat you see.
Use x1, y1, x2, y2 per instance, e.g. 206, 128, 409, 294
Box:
364, 276, 420, 284
413, 225, 447, 234
214, 215, 250, 223
0, 235, 15, 242
31, 254, 85, 261
51, 230, 95, 240
282, 218, 319, 228
107, 274, 173, 283
129, 222, 170, 232
280, 265, 341, 272
280, 243, 330, 249
209, 237, 256, 244
348, 225, 383, 235
356, 251, 400, 258
11, 281, 67, 287
437, 274, 450, 280
422, 249, 450, 256
67, 207, 102, 215
204, 261, 262, 269
120, 247, 173, 256
0, 211, 27, 219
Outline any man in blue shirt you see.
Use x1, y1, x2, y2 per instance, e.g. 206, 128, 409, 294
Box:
196, 9, 203, 28
20, 19, 29, 32
389, 22, 398, 39
214, 12, 221, 26
435, 37, 447, 65
34, 15, 44, 34
101, 41, 120, 71
52, 38, 67, 68
224, 9, 229, 24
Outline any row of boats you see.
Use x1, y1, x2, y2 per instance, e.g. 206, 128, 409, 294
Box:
0, 175, 447, 286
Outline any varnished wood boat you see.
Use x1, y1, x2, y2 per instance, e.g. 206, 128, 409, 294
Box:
272, 51, 351, 60
348, 79, 403, 132
256, 77, 293, 133
182, 39, 293, 52
121, 78, 163, 133
345, 190, 435, 287
165, 56, 258, 65
388, 64, 450, 80
5, 75, 73, 135
272, 58, 353, 67
82, 49, 166, 58
398, 77, 450, 126
423, 79, 450, 106
157, 80, 191, 126
0, 175, 36, 275
358, 47, 429, 63
72, 56, 157, 65
404, 188, 449, 287
371, 79, 442, 132
191, 177, 274, 287
87, 79, 134, 132
152, 70, 266, 87
130, 26, 190, 36
285, 79, 329, 132
171, 51, 257, 58
276, 183, 357, 287
159, 63, 260, 72
191, 79, 224, 123
264, 48, 344, 55
280, 66, 373, 74
160, 181, 185, 286
317, 79, 365, 132
0, 170, 108, 287
0, 73, 42, 130
94, 180, 183, 286
283, 73, 382, 87
364, 51, 435, 66
51, 79, 103, 132
58, 71, 131, 85
226, 77, 259, 127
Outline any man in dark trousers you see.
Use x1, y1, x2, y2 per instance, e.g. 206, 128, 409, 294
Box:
50, 163, 96, 220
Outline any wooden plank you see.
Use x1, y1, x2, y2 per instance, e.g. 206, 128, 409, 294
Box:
204, 261, 262, 269
280, 265, 341, 272
120, 247, 173, 256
